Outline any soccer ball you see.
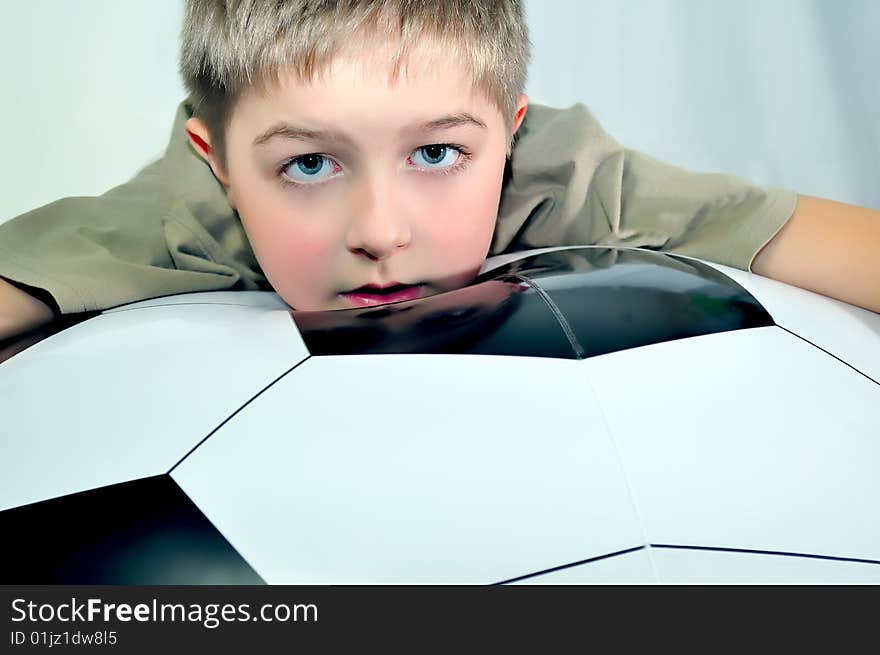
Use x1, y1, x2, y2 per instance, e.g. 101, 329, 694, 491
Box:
2, 246, 879, 584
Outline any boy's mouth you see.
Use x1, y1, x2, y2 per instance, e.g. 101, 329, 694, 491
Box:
341, 283, 424, 307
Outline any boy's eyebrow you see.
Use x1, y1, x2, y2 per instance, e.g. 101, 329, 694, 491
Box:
252, 113, 487, 147
420, 113, 487, 132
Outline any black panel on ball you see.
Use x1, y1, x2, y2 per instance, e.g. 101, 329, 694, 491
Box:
500, 248, 774, 358
0, 475, 264, 584
293, 274, 578, 358
291, 246, 773, 359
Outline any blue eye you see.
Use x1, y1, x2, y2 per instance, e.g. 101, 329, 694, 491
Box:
282, 154, 338, 183
411, 145, 459, 169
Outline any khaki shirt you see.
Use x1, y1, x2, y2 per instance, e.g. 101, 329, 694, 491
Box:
0, 99, 797, 314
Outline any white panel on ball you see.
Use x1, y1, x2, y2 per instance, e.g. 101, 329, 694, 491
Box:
689, 257, 880, 383
1, 303, 307, 511
508, 548, 657, 584
173, 354, 646, 584
583, 326, 880, 562
652, 547, 880, 584
102, 290, 291, 313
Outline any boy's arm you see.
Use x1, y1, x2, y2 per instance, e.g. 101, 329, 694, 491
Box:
751, 195, 880, 313
0, 277, 55, 341
0, 100, 265, 341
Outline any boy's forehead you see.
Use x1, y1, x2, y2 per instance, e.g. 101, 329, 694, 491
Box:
234, 39, 493, 131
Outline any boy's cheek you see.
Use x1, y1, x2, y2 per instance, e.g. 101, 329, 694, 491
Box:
257, 243, 338, 310
257, 225, 337, 281
237, 206, 338, 292
420, 215, 496, 291
433, 175, 503, 249
236, 189, 332, 255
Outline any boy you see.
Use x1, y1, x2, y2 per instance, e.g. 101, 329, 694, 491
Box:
0, 0, 878, 344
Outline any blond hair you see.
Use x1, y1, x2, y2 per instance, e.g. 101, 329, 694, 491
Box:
179, 0, 530, 167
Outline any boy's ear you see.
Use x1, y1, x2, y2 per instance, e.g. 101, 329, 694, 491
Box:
506, 94, 529, 157
185, 117, 231, 190
511, 94, 529, 135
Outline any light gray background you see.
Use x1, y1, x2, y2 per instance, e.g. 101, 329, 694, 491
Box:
1, 0, 877, 224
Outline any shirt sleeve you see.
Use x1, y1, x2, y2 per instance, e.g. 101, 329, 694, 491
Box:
493, 102, 798, 272
614, 148, 798, 271
0, 101, 265, 314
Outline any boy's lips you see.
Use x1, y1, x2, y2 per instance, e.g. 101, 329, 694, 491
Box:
341, 282, 424, 307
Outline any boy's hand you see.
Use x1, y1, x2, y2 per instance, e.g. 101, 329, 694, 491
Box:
752, 195, 880, 314
0, 277, 55, 341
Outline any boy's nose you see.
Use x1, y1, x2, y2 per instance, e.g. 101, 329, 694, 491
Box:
345, 178, 412, 261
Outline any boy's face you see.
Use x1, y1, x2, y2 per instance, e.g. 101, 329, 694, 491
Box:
188, 43, 528, 311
